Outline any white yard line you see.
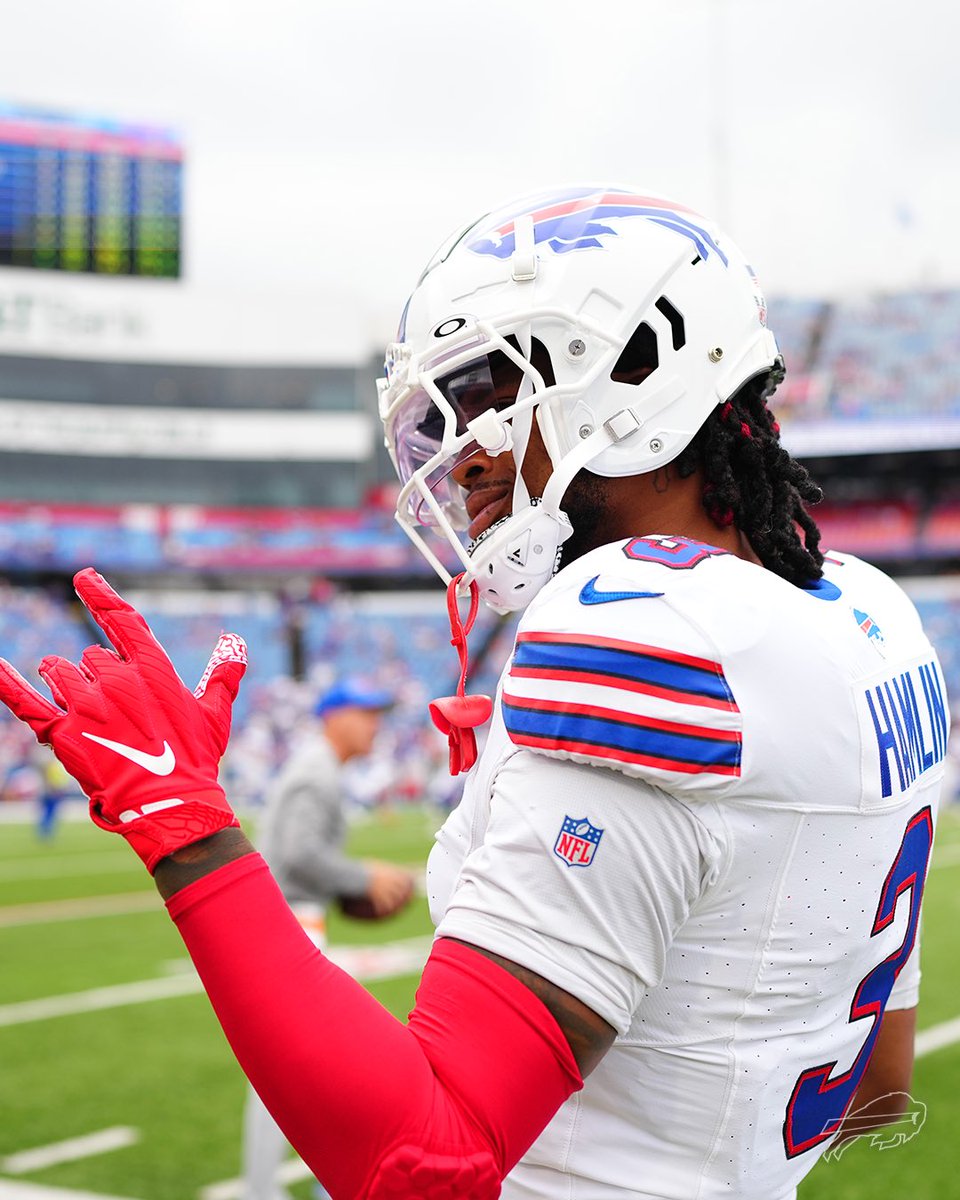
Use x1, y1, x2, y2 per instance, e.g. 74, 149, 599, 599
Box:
199, 1158, 313, 1200
0, 855, 137, 882
329, 936, 432, 982
0, 894, 159, 928
916, 1015, 960, 1058
0, 938, 433, 1028
0, 975, 204, 1027
1, 1130, 139, 1176
0, 871, 424, 924
0, 1184, 139, 1200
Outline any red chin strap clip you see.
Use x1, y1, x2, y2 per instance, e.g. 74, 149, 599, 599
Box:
429, 573, 493, 776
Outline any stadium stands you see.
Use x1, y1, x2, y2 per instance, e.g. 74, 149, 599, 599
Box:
813, 499, 922, 561
1, 285, 959, 813
922, 498, 960, 556
771, 289, 960, 442
1, 570, 956, 814
816, 290, 960, 421
0, 582, 517, 812
0, 501, 429, 575
0, 583, 92, 805
765, 296, 830, 377
0, 489, 953, 575
0, 287, 958, 574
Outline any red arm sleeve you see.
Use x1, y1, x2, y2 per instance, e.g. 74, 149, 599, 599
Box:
166, 853, 582, 1200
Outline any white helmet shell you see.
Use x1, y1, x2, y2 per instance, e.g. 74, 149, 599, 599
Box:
379, 184, 780, 611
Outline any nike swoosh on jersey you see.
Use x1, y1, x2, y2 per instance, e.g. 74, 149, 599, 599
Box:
579, 576, 664, 605
81, 732, 177, 776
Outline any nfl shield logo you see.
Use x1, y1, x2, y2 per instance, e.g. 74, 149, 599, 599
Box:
554, 816, 604, 868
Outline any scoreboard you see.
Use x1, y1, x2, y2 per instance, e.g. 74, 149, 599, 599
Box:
0, 104, 182, 279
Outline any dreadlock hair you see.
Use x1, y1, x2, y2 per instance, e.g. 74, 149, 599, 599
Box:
674, 362, 825, 587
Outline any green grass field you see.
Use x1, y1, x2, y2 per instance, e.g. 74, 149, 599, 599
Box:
0, 803, 957, 1199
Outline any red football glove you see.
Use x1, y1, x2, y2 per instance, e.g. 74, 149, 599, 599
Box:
0, 568, 247, 873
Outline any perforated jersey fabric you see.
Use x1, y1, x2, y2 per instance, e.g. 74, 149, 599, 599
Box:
433, 538, 945, 1198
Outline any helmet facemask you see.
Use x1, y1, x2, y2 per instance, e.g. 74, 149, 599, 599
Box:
380, 318, 583, 612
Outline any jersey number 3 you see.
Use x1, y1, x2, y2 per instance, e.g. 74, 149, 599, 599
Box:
782, 805, 933, 1158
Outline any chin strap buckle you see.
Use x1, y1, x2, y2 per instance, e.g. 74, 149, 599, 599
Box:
429, 574, 493, 775
603, 406, 643, 441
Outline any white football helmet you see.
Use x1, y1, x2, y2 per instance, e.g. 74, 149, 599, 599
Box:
378, 184, 781, 612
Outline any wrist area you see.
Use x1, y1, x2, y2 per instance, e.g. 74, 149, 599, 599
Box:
90, 788, 241, 874
155, 826, 257, 899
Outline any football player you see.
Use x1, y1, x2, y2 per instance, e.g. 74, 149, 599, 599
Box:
0, 185, 946, 1200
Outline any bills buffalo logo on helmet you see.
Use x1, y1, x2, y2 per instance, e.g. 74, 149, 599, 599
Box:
467, 189, 729, 265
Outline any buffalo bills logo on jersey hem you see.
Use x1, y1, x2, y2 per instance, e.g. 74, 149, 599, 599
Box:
511, 631, 738, 711
554, 816, 604, 868
503, 693, 742, 776
579, 576, 664, 605
467, 190, 729, 265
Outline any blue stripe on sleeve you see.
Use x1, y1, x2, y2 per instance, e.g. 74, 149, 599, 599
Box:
503, 699, 741, 771
512, 638, 734, 705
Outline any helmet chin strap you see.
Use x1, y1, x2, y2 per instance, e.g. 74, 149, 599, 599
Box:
507, 321, 535, 512
466, 404, 632, 613
540, 412, 631, 513
509, 358, 535, 517
435, 402, 640, 753
429, 574, 493, 776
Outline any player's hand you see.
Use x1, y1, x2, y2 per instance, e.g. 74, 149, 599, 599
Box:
339, 861, 415, 920
0, 568, 247, 873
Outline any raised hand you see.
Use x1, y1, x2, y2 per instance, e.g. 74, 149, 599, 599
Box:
0, 568, 247, 873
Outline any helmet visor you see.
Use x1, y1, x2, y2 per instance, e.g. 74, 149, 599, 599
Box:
393, 345, 529, 527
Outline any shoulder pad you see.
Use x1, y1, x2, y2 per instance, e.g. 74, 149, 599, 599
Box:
505, 546, 743, 793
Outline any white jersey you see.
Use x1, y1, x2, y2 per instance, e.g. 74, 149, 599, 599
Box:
429, 536, 946, 1200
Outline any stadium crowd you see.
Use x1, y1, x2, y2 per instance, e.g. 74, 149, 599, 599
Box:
0, 289, 959, 582
2, 286, 959, 821
770, 288, 960, 420
0, 578, 957, 819
0, 581, 520, 818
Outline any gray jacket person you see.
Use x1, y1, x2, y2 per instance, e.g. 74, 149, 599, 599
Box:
243, 679, 414, 1200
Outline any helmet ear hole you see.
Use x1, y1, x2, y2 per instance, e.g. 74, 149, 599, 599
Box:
529, 336, 556, 387
611, 321, 659, 386
499, 334, 557, 387
655, 295, 686, 350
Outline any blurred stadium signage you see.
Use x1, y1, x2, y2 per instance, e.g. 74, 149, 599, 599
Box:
782, 417, 960, 456
0, 289, 145, 342
0, 279, 368, 363
0, 399, 372, 459
0, 103, 182, 279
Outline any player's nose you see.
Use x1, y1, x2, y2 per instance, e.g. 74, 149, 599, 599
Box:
450, 444, 511, 488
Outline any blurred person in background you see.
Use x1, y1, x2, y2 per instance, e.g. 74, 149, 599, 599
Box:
243, 679, 415, 1200
36, 751, 75, 839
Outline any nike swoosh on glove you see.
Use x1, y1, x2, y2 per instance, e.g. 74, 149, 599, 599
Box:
0, 568, 247, 873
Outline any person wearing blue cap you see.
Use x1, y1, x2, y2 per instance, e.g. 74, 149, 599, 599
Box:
242, 679, 414, 1200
